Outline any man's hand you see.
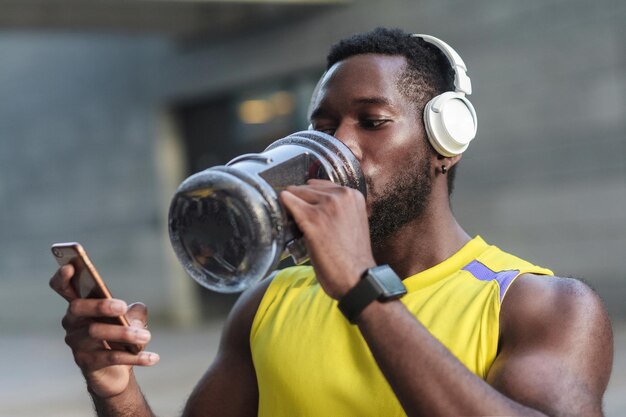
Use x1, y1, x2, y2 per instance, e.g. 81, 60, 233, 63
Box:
280, 179, 376, 299
49, 264, 159, 399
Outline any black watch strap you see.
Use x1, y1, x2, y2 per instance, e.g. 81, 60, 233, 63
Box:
338, 265, 407, 324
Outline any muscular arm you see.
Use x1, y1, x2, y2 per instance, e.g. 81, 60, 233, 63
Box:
486, 274, 613, 416
182, 276, 270, 417
280, 181, 613, 417
356, 274, 613, 416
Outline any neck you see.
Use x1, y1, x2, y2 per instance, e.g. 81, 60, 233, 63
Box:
371, 196, 471, 279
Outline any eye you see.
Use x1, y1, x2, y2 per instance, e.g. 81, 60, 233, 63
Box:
360, 119, 389, 129
312, 125, 336, 135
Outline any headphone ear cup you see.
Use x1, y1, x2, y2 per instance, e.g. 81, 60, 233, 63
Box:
423, 92, 477, 157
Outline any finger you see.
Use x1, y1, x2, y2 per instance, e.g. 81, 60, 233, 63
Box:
91, 321, 151, 345
62, 309, 92, 331
306, 178, 336, 187
75, 349, 160, 372
126, 302, 148, 328
289, 182, 345, 194
65, 321, 151, 350
69, 298, 128, 318
64, 326, 104, 351
282, 186, 335, 205
49, 264, 79, 302
280, 190, 313, 214
287, 182, 354, 201
280, 191, 320, 235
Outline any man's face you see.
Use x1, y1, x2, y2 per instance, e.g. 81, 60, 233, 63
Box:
309, 54, 435, 248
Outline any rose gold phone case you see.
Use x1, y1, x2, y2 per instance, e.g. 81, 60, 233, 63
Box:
51, 242, 141, 354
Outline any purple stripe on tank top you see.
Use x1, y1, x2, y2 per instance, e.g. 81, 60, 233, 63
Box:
462, 260, 520, 302
493, 270, 520, 302
462, 260, 496, 281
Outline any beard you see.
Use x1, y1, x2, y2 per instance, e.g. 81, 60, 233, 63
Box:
367, 157, 433, 250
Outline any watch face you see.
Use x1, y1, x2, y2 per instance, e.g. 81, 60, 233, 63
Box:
371, 266, 407, 298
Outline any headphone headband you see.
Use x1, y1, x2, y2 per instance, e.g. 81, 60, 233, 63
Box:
411, 34, 472, 95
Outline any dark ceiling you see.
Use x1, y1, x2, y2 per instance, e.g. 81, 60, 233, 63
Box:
0, 0, 347, 40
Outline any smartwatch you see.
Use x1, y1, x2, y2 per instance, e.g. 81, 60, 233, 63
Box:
338, 265, 407, 323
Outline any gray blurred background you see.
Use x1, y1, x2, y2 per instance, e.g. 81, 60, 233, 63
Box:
0, 0, 624, 416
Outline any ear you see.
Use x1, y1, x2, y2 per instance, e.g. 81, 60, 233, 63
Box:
434, 153, 462, 175
447, 153, 462, 168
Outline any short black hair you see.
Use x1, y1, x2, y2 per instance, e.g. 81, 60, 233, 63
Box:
326, 27, 459, 195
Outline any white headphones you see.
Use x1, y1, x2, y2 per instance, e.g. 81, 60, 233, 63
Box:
411, 34, 477, 157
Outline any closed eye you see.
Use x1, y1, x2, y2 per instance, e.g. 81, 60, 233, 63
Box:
360, 119, 390, 129
314, 127, 336, 135
310, 122, 337, 135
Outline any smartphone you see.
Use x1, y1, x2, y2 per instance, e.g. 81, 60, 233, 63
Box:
51, 242, 142, 354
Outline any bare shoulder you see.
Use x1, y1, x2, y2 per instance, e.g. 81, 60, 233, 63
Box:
490, 273, 614, 416
221, 273, 275, 347
501, 273, 613, 345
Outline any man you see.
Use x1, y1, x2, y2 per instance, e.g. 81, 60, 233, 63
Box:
50, 28, 613, 416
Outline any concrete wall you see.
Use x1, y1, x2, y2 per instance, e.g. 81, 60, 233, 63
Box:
1, 0, 625, 332
0, 34, 175, 331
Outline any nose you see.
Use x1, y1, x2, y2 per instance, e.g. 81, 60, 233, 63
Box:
333, 124, 362, 161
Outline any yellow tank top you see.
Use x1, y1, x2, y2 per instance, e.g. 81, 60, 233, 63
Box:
250, 236, 552, 417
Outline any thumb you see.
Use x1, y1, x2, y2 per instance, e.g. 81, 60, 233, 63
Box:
126, 302, 148, 328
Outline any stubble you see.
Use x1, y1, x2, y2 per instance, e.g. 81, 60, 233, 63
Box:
367, 156, 433, 250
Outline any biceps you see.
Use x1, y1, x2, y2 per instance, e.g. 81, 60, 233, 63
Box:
183, 352, 258, 417
486, 350, 602, 417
